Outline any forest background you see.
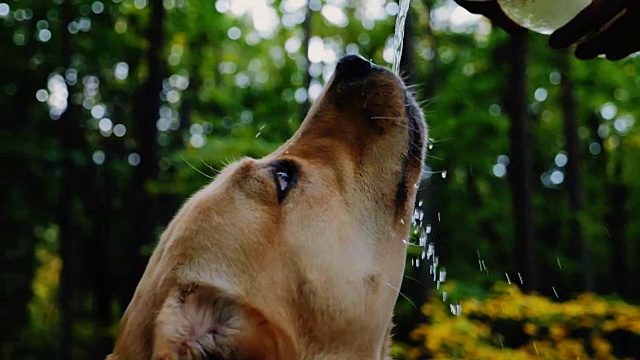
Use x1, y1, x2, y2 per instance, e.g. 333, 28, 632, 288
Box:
2, 0, 640, 358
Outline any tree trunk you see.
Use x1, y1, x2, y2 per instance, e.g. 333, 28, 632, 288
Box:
88, 145, 115, 358
607, 149, 628, 297
121, 0, 165, 305
504, 33, 538, 292
558, 52, 593, 292
58, 0, 84, 357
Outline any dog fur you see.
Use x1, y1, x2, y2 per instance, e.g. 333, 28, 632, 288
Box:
108, 55, 427, 359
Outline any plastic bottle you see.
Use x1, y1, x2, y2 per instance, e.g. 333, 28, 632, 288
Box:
468, 0, 592, 34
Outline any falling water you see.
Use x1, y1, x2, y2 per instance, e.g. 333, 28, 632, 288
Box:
391, 0, 411, 75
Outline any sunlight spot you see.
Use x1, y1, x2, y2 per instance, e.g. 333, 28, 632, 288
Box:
189, 134, 205, 148
285, 36, 301, 53
156, 118, 170, 131
115, 20, 127, 33
36, 89, 49, 102
489, 104, 501, 116
386, 2, 399, 16
235, 72, 250, 88
134, 0, 147, 10
550, 170, 564, 185
432, 1, 483, 33
534, 87, 548, 102
321, 4, 348, 27
614, 115, 634, 133
91, 1, 104, 14
554, 152, 568, 167
599, 102, 617, 120
227, 26, 241, 40
294, 87, 307, 103
91, 104, 106, 119
492, 163, 506, 178
0, 3, 10, 18
308, 36, 325, 63
113, 124, 126, 137
166, 90, 180, 104
13, 32, 26, 46
597, 123, 609, 138
308, 80, 323, 102
37, 29, 52, 42
114, 62, 129, 80
92, 150, 105, 165
47, 74, 68, 120
190, 123, 203, 135
98, 118, 112, 132
240, 110, 253, 124
128, 152, 141, 166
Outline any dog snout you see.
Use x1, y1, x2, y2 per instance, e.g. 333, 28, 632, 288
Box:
334, 54, 374, 81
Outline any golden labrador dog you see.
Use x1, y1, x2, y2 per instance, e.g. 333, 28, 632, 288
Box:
108, 54, 427, 359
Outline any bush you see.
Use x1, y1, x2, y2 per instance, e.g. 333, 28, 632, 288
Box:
396, 282, 640, 360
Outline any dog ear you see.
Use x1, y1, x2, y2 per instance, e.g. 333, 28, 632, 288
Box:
152, 283, 296, 360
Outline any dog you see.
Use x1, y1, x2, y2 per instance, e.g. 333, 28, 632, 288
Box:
107, 54, 427, 359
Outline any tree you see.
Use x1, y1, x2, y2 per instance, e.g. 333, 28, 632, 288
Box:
504, 32, 539, 292
558, 51, 593, 292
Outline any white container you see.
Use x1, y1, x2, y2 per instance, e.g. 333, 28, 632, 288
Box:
468, 0, 592, 35
498, 0, 592, 35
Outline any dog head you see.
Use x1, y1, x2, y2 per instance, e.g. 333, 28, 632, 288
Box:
109, 54, 427, 359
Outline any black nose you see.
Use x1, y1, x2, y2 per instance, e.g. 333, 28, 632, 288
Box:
334, 54, 373, 80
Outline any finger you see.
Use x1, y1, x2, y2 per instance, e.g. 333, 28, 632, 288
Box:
549, 0, 627, 49
574, 32, 617, 59
574, 7, 640, 60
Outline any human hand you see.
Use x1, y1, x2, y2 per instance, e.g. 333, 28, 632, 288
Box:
549, 0, 640, 60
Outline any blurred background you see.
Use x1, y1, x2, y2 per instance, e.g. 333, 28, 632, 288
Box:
2, 0, 640, 358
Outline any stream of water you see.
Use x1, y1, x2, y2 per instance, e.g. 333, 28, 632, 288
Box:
391, 0, 411, 75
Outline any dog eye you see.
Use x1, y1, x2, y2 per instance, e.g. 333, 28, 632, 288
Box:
276, 171, 290, 191
271, 160, 297, 202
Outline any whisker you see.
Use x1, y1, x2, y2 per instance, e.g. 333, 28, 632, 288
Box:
403, 274, 427, 286
429, 137, 451, 144
426, 154, 444, 161
199, 157, 220, 175
383, 281, 417, 310
180, 156, 214, 179
405, 83, 426, 90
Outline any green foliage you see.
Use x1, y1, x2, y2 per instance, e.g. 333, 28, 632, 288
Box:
2, 0, 640, 357
396, 282, 640, 359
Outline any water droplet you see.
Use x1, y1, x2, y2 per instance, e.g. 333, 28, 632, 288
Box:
552, 286, 559, 299
517, 272, 523, 284
441, 170, 447, 179
505, 272, 511, 284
